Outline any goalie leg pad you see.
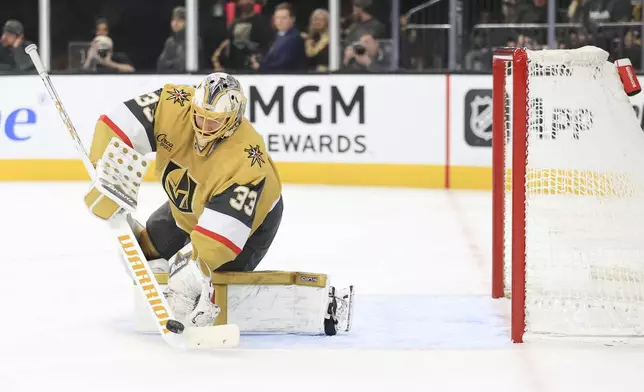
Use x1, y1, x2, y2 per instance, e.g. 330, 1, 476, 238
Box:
211, 271, 349, 335
325, 285, 355, 335
134, 270, 355, 336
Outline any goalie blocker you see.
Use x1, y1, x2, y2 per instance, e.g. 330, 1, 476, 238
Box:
134, 269, 355, 336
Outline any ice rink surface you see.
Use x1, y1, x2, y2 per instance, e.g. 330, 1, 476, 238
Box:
1, 182, 643, 392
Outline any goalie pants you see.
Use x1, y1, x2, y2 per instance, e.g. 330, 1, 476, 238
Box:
145, 196, 283, 272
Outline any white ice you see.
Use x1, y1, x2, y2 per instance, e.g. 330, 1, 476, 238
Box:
0, 182, 643, 392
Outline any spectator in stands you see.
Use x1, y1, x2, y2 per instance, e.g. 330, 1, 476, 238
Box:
619, 31, 641, 69
250, 3, 304, 72
519, 0, 549, 47
157, 7, 203, 72
568, 0, 585, 22
590, 0, 632, 22
399, 15, 423, 70
464, 34, 492, 71
0, 42, 8, 70
83, 17, 115, 70
82, 35, 134, 73
95, 17, 109, 37
212, 0, 273, 71
634, 3, 643, 22
202, 1, 229, 69
344, 0, 386, 45
302, 8, 329, 71
519, 0, 548, 24
225, 0, 263, 26
343, 32, 389, 72
502, 0, 521, 24
517, 34, 540, 50
0, 19, 34, 72
573, 0, 633, 58
464, 12, 493, 71
343, 0, 387, 71
570, 0, 632, 24
495, 1, 522, 48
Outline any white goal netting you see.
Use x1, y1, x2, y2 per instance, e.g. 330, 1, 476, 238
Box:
501, 46, 644, 338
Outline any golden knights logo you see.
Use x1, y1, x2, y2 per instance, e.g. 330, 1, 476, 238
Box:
162, 160, 198, 213
244, 144, 265, 167
166, 88, 191, 106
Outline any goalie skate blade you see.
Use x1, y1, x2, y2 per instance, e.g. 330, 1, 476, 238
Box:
184, 324, 240, 349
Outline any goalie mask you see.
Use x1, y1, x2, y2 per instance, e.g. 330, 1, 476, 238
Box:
191, 73, 247, 156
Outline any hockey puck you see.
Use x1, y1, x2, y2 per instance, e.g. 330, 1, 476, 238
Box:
166, 319, 185, 334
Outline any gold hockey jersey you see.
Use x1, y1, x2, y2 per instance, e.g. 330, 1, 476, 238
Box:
89, 83, 282, 272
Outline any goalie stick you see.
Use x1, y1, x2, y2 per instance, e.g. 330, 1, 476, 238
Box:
25, 44, 240, 349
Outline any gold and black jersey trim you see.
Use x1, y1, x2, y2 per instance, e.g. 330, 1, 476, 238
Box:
205, 179, 266, 229
122, 87, 163, 153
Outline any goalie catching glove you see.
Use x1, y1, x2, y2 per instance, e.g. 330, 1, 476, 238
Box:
167, 243, 220, 328
84, 137, 149, 220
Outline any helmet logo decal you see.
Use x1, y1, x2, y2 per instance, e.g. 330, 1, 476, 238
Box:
207, 75, 241, 105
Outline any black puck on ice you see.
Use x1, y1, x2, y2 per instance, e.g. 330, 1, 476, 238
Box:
167, 319, 185, 334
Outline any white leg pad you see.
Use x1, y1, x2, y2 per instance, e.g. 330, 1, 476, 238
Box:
225, 282, 329, 334
214, 271, 331, 335
135, 270, 333, 335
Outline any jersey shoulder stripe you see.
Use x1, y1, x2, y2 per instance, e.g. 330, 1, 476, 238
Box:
194, 226, 241, 255
192, 179, 266, 255
99, 114, 134, 148
122, 88, 163, 153
194, 209, 251, 255
100, 100, 155, 154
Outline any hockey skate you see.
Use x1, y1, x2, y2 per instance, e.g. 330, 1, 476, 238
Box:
324, 285, 355, 336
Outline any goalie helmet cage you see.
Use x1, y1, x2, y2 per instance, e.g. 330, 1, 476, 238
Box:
491, 46, 644, 344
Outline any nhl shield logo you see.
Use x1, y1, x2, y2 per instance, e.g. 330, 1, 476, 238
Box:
464, 89, 493, 147
470, 96, 493, 140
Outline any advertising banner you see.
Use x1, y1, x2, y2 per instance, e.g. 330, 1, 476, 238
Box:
448, 74, 644, 189
0, 74, 446, 166
247, 75, 447, 164
14, 71, 643, 189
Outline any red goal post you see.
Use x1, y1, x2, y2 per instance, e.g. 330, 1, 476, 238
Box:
491, 46, 644, 344
492, 48, 528, 343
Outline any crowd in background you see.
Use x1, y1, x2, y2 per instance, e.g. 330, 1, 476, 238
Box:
0, 0, 392, 73
465, 0, 644, 70
1, 0, 643, 74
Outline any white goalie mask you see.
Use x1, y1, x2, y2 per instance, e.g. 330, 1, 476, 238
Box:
191, 73, 247, 156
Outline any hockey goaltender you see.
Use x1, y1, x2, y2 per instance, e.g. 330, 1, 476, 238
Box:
84, 72, 355, 336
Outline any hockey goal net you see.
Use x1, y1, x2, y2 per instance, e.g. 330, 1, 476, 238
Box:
492, 46, 644, 343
